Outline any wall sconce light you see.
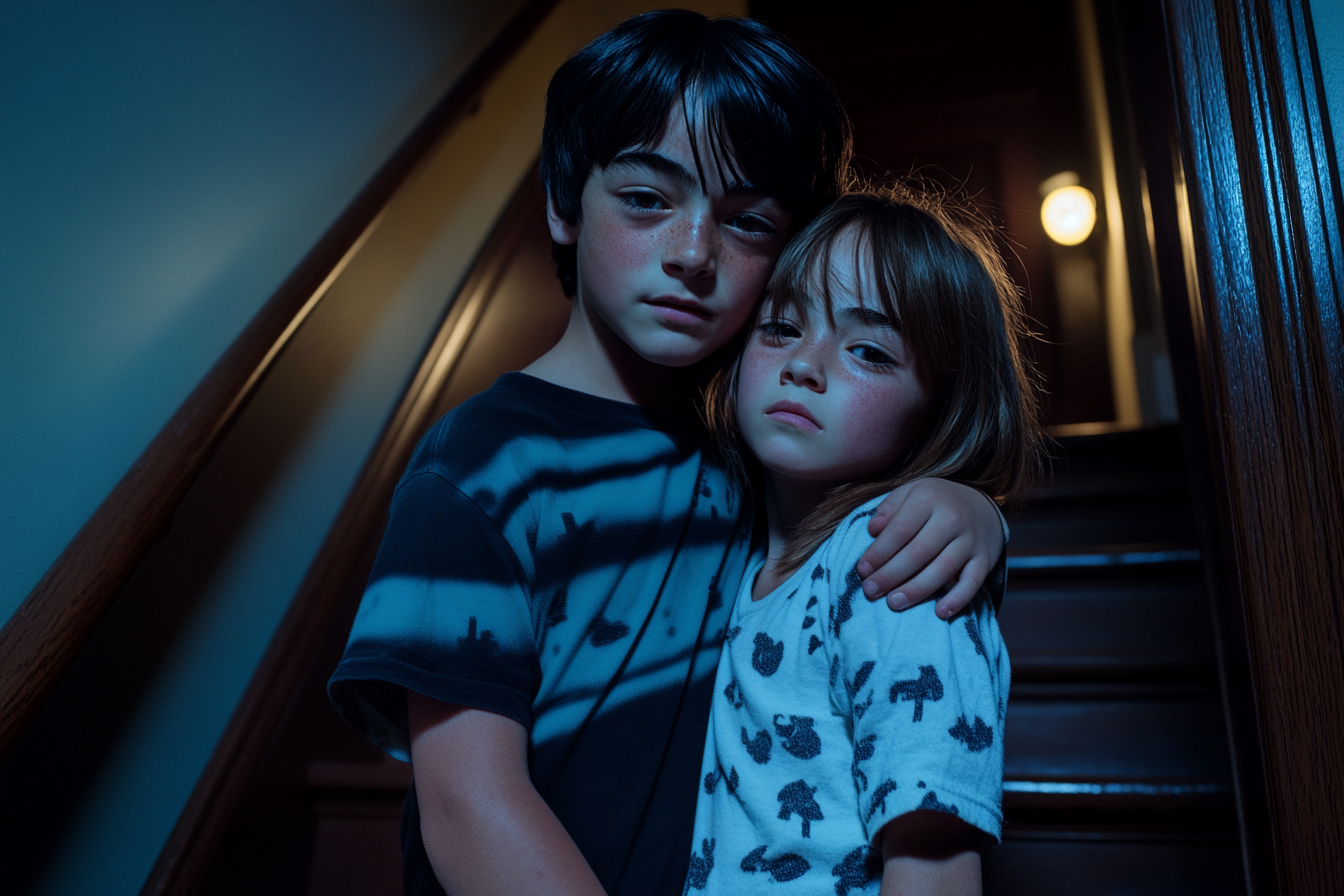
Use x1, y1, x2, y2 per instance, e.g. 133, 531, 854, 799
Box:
1040, 171, 1096, 246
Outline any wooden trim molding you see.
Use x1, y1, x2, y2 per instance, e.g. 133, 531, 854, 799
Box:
1153, 0, 1344, 892
0, 0, 558, 768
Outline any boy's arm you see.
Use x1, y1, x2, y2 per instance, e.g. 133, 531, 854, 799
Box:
857, 479, 1006, 618
408, 692, 607, 896
876, 811, 983, 896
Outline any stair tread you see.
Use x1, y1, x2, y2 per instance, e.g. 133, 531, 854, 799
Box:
985, 836, 1243, 896
1004, 697, 1232, 781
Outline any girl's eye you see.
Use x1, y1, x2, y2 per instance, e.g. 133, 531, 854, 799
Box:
757, 319, 801, 342
727, 214, 778, 238
850, 344, 896, 366
621, 190, 666, 212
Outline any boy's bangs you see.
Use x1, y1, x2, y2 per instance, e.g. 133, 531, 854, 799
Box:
609, 25, 841, 217
629, 71, 819, 218
689, 75, 810, 214
648, 86, 747, 203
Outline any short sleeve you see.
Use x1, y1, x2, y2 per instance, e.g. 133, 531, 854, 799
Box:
329, 471, 542, 760
822, 515, 1008, 844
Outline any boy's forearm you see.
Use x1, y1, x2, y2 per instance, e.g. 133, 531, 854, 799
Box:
410, 696, 607, 896
418, 775, 607, 896
876, 809, 984, 896
878, 851, 982, 896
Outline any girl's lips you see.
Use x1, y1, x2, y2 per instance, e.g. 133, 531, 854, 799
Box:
647, 298, 712, 325
765, 401, 821, 432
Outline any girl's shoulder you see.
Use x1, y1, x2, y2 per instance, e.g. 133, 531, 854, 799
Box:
806, 495, 987, 648
806, 494, 887, 574
788, 495, 886, 620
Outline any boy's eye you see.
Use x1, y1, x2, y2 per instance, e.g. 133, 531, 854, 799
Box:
850, 344, 896, 366
727, 214, 778, 238
621, 190, 666, 211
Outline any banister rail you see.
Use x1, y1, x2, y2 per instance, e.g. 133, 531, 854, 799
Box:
0, 0, 558, 767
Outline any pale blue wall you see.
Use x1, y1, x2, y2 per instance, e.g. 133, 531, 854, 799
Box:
1314, 0, 1344, 179
0, 1, 526, 893
0, 0, 515, 624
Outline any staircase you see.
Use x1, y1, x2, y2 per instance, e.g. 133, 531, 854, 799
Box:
988, 424, 1244, 895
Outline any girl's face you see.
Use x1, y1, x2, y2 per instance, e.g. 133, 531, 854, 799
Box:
736, 227, 934, 488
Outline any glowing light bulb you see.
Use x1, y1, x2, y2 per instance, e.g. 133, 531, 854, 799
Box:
1041, 184, 1097, 246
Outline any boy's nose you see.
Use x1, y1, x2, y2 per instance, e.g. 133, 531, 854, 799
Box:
663, 216, 718, 282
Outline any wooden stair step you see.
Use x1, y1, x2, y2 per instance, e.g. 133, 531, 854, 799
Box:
1006, 545, 1201, 573
1001, 777, 1232, 812
1000, 567, 1216, 681
1009, 500, 1199, 553
1003, 687, 1232, 782
985, 831, 1244, 896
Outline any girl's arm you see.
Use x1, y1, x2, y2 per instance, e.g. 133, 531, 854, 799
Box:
857, 479, 1006, 618
408, 692, 608, 896
877, 810, 984, 896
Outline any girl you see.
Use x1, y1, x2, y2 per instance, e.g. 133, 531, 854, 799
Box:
684, 185, 1041, 895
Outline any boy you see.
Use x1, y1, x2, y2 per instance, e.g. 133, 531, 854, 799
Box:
329, 11, 1007, 896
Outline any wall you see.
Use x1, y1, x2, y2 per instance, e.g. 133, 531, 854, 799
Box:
0, 0, 521, 625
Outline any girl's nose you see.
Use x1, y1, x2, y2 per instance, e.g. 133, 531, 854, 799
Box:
663, 214, 718, 281
781, 349, 825, 391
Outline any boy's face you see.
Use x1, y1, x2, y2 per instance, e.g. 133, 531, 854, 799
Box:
548, 103, 793, 368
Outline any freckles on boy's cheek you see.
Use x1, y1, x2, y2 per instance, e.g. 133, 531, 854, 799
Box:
721, 251, 777, 299
584, 218, 655, 277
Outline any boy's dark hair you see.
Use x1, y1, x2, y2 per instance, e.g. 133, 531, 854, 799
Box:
540, 9, 852, 297
705, 182, 1044, 569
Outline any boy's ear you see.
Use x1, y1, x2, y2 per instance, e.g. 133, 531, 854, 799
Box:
546, 195, 578, 245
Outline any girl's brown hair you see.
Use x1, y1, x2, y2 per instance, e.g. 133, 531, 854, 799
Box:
704, 181, 1044, 571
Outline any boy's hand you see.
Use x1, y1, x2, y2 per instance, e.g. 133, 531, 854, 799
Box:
857, 478, 1004, 619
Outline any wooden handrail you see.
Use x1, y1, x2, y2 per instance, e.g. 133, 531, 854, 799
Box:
0, 0, 558, 767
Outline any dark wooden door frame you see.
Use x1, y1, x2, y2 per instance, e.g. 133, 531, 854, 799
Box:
1108, 0, 1344, 892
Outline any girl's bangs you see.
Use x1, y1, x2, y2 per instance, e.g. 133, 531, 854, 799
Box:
762, 216, 902, 331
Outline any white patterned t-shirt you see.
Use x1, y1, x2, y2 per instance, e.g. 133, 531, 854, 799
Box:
685, 495, 1009, 895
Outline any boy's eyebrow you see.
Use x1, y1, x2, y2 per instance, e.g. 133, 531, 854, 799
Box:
723, 180, 773, 200
608, 151, 698, 191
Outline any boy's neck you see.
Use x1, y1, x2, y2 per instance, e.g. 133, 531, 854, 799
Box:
524, 296, 702, 408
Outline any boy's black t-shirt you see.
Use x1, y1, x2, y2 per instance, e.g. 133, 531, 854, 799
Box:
329, 373, 751, 895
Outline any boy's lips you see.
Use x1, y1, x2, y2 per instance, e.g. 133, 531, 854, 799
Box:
765, 400, 821, 432
646, 297, 713, 324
